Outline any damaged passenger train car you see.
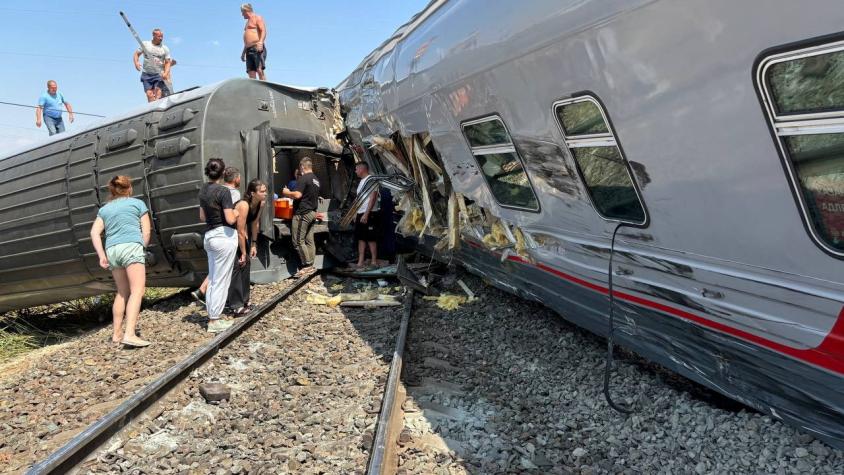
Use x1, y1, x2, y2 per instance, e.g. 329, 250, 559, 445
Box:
0, 79, 353, 312
337, 0, 844, 447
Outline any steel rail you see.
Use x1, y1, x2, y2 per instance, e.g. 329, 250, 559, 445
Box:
367, 289, 415, 475
27, 273, 316, 475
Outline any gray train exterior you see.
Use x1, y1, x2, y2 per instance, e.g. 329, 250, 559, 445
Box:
338, 1, 844, 447
0, 79, 345, 313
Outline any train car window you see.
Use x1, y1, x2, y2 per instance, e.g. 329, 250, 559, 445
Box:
759, 42, 844, 255
558, 100, 610, 136
461, 116, 539, 211
464, 119, 511, 147
766, 49, 844, 115
554, 96, 646, 224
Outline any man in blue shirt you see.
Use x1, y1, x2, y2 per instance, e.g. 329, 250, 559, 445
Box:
35, 80, 74, 136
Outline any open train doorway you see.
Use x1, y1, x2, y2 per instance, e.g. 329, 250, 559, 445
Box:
247, 125, 355, 282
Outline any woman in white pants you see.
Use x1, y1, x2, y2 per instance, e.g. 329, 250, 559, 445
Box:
198, 158, 239, 333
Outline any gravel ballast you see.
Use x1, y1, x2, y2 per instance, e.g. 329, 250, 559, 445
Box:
81, 275, 402, 474
396, 271, 844, 474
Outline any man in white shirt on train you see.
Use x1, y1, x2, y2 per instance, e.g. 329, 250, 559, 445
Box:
133, 28, 172, 102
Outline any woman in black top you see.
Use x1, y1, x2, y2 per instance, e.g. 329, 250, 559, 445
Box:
198, 158, 239, 333
226, 178, 268, 314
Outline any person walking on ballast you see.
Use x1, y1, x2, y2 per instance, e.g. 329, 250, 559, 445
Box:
199, 159, 240, 333
133, 28, 172, 102
227, 179, 268, 314
89, 176, 151, 347
282, 158, 320, 278
35, 80, 74, 136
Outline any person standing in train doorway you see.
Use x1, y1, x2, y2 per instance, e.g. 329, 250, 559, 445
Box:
35, 80, 74, 136
282, 159, 320, 278
198, 159, 240, 333
353, 162, 380, 269
133, 28, 172, 102
240, 3, 267, 80
89, 176, 151, 348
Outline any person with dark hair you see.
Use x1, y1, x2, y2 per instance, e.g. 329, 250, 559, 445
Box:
198, 158, 240, 333
191, 166, 241, 304
90, 175, 151, 347
282, 158, 320, 277
226, 179, 268, 314
353, 161, 380, 269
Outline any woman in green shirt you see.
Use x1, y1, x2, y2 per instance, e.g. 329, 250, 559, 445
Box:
90, 176, 152, 347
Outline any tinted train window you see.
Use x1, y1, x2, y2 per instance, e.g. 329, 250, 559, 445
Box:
554, 96, 646, 224
461, 117, 539, 211
759, 43, 844, 255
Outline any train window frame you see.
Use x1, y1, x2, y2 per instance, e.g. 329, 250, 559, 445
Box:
757, 40, 844, 258
552, 95, 648, 225
460, 115, 540, 212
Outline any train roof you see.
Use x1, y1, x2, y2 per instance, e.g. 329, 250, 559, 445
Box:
0, 78, 324, 161
336, 0, 447, 91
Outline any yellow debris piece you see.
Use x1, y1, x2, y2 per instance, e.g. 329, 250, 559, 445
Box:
423, 294, 471, 311
306, 293, 343, 307
409, 207, 425, 232
482, 220, 510, 248
330, 283, 344, 291
513, 227, 527, 255
306, 289, 380, 307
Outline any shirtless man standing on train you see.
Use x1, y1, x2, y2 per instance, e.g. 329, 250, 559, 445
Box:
240, 3, 267, 80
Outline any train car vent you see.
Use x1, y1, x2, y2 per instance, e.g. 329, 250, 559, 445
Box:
171, 232, 203, 251
105, 128, 138, 151
155, 136, 192, 159
159, 108, 197, 131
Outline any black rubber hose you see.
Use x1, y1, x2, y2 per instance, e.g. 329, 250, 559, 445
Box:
604, 222, 634, 414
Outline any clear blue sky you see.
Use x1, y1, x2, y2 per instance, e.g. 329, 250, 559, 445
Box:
0, 0, 429, 155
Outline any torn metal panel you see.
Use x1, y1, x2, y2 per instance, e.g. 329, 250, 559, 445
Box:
409, 138, 434, 238
339, 174, 415, 228
447, 191, 460, 250
412, 135, 444, 176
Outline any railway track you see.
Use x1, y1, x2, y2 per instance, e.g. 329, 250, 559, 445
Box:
5, 268, 843, 474
21, 274, 414, 474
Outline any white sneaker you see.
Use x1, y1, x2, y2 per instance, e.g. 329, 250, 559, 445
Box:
207, 319, 234, 333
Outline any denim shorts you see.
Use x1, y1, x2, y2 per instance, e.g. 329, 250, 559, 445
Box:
106, 242, 146, 269
140, 72, 165, 92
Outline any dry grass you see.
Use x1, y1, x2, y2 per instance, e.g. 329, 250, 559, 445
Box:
0, 288, 185, 364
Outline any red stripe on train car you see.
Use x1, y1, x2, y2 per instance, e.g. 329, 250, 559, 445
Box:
463, 240, 844, 374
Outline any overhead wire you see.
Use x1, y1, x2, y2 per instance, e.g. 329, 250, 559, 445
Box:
0, 101, 105, 118
0, 51, 309, 72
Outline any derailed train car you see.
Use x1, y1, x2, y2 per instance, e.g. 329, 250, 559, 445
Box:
337, 0, 844, 447
0, 79, 353, 313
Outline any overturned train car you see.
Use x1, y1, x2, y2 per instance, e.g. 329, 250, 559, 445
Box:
337, 0, 844, 447
0, 79, 353, 313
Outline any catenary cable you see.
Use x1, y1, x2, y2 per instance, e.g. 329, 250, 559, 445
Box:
0, 101, 105, 118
